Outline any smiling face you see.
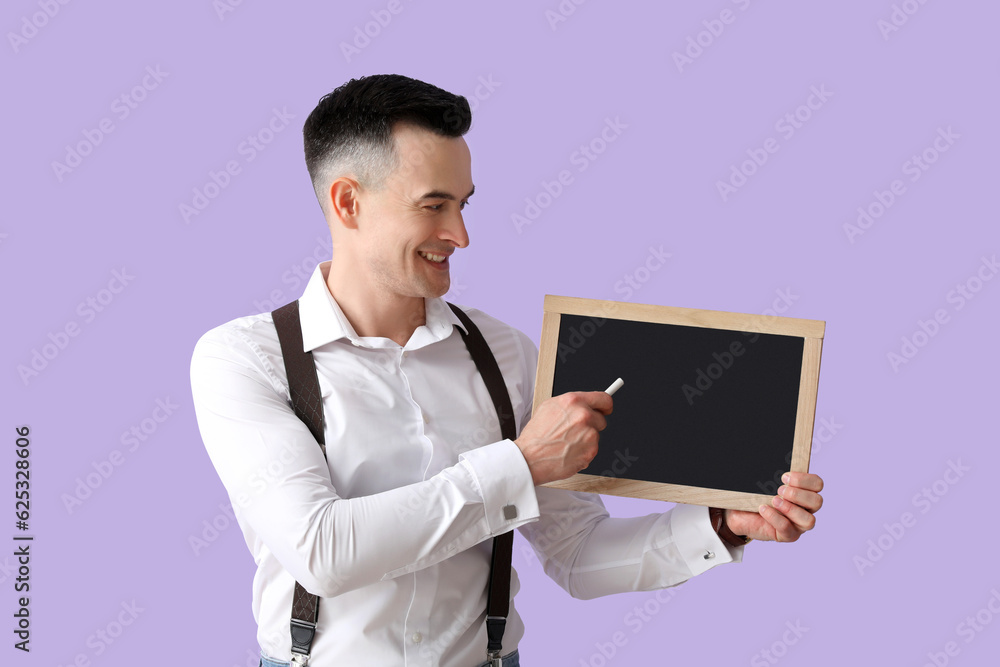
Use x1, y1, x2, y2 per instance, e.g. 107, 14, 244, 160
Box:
349, 122, 474, 301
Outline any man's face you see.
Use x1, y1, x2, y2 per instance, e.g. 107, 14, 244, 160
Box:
353, 123, 473, 301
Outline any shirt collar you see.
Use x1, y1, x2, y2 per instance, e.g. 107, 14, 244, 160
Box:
298, 260, 466, 352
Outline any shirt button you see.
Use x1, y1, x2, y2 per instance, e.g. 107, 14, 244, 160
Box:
703, 550, 715, 560
412, 632, 423, 643
422, 412, 429, 424
402, 351, 409, 359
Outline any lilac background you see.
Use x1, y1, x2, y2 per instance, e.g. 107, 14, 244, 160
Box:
5, 0, 999, 665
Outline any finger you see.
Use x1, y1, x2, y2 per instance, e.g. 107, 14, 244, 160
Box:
584, 391, 614, 415
778, 485, 823, 513
770, 495, 816, 533
782, 472, 824, 493
759, 502, 802, 542
592, 412, 608, 432
568, 398, 607, 431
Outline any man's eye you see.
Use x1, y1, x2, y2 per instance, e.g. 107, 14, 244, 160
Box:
425, 201, 470, 211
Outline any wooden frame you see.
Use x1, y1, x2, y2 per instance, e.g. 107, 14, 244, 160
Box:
534, 295, 825, 511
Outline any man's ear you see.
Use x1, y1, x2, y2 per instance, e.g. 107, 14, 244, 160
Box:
329, 177, 362, 230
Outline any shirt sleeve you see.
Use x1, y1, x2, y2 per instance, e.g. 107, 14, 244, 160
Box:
189, 325, 540, 599
519, 489, 744, 600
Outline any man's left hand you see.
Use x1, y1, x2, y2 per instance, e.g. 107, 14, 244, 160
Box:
724, 472, 824, 543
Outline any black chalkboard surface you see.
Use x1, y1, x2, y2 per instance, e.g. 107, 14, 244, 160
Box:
535, 296, 825, 511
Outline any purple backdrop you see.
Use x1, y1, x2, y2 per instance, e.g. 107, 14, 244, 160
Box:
6, 1, 999, 665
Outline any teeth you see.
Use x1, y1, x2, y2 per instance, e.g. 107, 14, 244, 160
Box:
419, 251, 446, 263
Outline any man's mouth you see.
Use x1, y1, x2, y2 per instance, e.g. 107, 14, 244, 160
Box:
418, 250, 449, 266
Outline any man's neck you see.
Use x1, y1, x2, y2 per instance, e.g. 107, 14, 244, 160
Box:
325, 267, 426, 347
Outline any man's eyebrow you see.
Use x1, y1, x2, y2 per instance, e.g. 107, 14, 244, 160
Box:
418, 186, 475, 201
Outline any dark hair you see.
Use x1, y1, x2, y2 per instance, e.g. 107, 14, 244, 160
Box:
303, 74, 472, 214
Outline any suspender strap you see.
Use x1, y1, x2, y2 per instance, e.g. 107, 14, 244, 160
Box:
446, 303, 516, 665
272, 300, 324, 665
273, 301, 327, 455
271, 299, 517, 665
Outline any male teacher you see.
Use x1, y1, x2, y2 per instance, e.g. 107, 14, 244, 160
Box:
190, 74, 824, 667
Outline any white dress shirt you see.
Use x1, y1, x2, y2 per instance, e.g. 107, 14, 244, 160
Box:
189, 260, 743, 667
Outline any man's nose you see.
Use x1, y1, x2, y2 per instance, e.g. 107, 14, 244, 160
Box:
442, 211, 469, 249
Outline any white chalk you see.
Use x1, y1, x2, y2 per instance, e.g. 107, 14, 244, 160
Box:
604, 377, 624, 396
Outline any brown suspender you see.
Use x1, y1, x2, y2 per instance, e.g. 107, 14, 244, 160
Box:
271, 301, 325, 664
271, 299, 516, 666
448, 303, 516, 667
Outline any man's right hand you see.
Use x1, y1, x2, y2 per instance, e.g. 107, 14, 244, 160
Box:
514, 392, 613, 486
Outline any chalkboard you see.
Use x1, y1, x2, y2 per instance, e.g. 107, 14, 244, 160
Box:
534, 295, 825, 511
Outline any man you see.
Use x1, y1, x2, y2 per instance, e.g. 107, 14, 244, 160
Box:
190, 74, 824, 667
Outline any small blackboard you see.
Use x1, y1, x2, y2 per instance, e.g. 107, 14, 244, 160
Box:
534, 295, 825, 511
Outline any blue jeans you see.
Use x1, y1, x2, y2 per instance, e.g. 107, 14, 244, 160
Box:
259, 648, 520, 666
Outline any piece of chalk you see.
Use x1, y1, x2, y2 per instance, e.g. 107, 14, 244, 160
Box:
605, 378, 624, 396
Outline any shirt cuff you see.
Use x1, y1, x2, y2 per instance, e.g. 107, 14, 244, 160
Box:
459, 439, 540, 535
669, 504, 744, 576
